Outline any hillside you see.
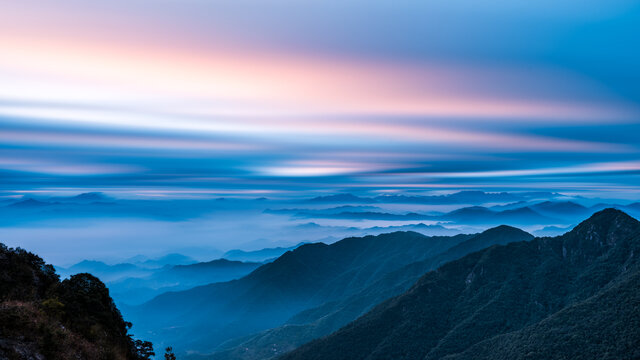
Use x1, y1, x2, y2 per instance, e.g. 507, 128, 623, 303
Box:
126, 231, 477, 353
0, 243, 153, 360
208, 225, 532, 360
280, 209, 640, 360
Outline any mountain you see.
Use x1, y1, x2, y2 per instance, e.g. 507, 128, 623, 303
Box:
138, 253, 196, 268
0, 243, 153, 359
281, 209, 640, 360
530, 201, 591, 220
277, 205, 560, 225
303, 191, 562, 206
627, 202, 640, 211
366, 223, 461, 236
489, 201, 529, 210
265, 205, 383, 216
438, 206, 559, 225
6, 198, 53, 208
209, 226, 532, 360
532, 224, 574, 237
68, 192, 111, 202
57, 260, 152, 282
492, 206, 556, 224
274, 201, 599, 226
294, 211, 433, 221
223, 244, 306, 262
126, 231, 477, 353
373, 191, 522, 205
531, 200, 587, 214
109, 259, 261, 305
442, 206, 495, 222
305, 194, 376, 203
45, 192, 113, 203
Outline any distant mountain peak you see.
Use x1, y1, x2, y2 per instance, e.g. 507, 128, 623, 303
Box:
467, 224, 534, 243
532, 200, 588, 212
483, 224, 529, 234
71, 192, 108, 201
7, 198, 51, 208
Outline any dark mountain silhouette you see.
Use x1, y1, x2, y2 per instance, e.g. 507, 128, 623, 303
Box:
0, 243, 152, 359
281, 209, 640, 360
126, 231, 477, 353
208, 226, 532, 360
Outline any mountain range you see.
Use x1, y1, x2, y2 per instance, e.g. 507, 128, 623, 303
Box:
126, 232, 475, 353
281, 209, 640, 360
208, 226, 533, 360
126, 226, 536, 357
3, 206, 640, 359
270, 200, 640, 227
305, 191, 561, 205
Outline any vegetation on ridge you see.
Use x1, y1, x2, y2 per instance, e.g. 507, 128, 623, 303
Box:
0, 243, 155, 360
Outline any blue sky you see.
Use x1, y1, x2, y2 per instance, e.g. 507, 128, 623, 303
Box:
1, 0, 640, 199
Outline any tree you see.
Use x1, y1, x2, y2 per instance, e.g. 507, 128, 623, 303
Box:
164, 346, 177, 360
134, 339, 155, 360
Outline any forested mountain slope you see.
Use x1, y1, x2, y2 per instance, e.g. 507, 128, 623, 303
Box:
281, 209, 640, 360
0, 243, 153, 360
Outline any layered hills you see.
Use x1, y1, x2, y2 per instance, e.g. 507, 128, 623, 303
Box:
281, 209, 640, 360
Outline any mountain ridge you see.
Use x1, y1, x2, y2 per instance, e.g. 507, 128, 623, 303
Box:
279, 209, 640, 360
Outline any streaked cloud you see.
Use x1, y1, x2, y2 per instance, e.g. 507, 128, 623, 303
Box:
0, 0, 639, 196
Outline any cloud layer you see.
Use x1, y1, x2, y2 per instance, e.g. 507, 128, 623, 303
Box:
1, 0, 639, 198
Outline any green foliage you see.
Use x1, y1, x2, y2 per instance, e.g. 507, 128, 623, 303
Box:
0, 243, 59, 301
40, 297, 65, 318
0, 242, 154, 360
58, 273, 130, 341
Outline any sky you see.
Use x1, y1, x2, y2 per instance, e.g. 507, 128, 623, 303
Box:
2, 0, 640, 199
